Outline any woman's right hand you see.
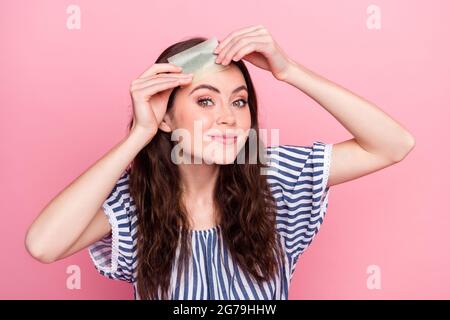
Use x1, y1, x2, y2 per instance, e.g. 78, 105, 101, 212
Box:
129, 63, 193, 136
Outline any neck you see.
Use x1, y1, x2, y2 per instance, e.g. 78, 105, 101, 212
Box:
178, 162, 221, 228
178, 162, 220, 203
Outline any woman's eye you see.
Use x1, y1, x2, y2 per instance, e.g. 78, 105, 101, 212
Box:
197, 97, 213, 107
234, 99, 248, 108
196, 98, 248, 108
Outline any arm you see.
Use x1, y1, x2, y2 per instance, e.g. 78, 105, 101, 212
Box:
25, 127, 152, 263
280, 59, 416, 187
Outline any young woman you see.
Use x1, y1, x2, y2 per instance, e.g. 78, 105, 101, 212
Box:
25, 25, 415, 300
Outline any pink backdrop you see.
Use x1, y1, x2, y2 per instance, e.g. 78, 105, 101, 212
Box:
1, 0, 449, 299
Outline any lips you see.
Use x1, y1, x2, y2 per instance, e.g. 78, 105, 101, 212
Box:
209, 134, 238, 145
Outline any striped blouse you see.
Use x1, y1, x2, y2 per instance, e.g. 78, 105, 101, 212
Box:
88, 141, 333, 300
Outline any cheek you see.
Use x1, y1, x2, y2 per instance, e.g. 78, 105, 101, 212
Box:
237, 108, 252, 130
177, 105, 214, 128
175, 108, 215, 154
183, 112, 215, 140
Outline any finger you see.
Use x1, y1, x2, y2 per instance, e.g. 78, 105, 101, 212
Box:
132, 79, 180, 98
231, 41, 267, 63
214, 25, 264, 54
132, 77, 192, 91
218, 35, 266, 65
133, 73, 193, 85
216, 30, 266, 63
137, 63, 183, 79
214, 24, 263, 53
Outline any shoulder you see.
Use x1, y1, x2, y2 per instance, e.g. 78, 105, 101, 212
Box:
263, 142, 330, 180
265, 142, 333, 262
102, 169, 136, 219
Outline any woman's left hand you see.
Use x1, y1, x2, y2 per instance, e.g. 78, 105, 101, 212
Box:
214, 25, 295, 81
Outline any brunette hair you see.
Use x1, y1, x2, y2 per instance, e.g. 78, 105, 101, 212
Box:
127, 36, 283, 299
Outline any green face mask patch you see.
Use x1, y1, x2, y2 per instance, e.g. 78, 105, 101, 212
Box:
167, 37, 231, 84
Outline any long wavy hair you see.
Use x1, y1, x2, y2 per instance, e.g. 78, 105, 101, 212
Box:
127, 36, 284, 300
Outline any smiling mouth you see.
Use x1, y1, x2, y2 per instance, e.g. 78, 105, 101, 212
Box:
209, 135, 238, 145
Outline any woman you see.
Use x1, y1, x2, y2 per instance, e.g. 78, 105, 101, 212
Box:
25, 25, 415, 300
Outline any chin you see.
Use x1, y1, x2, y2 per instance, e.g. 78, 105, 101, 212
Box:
211, 155, 238, 165
201, 151, 237, 165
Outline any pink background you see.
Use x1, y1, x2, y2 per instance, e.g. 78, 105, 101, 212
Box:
1, 0, 449, 299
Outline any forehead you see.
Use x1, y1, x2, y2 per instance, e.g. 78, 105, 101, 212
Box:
178, 64, 247, 96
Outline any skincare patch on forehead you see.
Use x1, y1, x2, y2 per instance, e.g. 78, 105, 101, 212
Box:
168, 37, 231, 84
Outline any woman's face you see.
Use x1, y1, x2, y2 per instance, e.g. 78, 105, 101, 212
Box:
164, 64, 252, 165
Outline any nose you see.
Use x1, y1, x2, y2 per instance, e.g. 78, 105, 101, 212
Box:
216, 104, 236, 126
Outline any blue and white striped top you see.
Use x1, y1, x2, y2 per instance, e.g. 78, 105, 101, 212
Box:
88, 141, 333, 300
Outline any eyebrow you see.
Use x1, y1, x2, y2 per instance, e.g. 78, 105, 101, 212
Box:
189, 84, 248, 96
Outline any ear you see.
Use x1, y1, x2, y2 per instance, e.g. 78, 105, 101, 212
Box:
158, 113, 173, 133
